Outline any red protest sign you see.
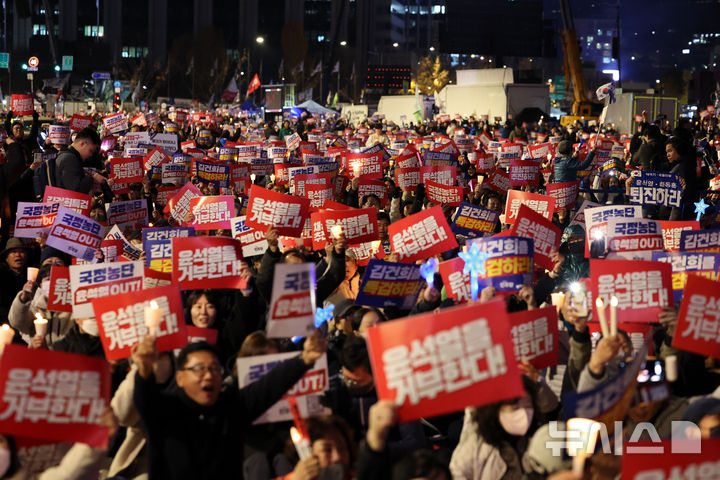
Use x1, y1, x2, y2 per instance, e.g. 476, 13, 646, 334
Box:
587, 321, 654, 356
366, 301, 523, 422
420, 166, 456, 186
189, 195, 234, 230
291, 173, 332, 197
395, 151, 421, 169
509, 159, 540, 187
504, 190, 555, 225
672, 274, 720, 359
438, 257, 472, 303
310, 208, 379, 250
358, 179, 388, 207
143, 146, 171, 172
245, 185, 310, 237
143, 267, 173, 289
425, 180, 464, 206
395, 167, 420, 192
47, 266, 72, 313
486, 168, 510, 194
527, 142, 554, 160
11, 94, 34, 116
388, 205, 458, 263
0, 345, 110, 448
660, 220, 699, 251
91, 284, 188, 360
508, 306, 558, 369
474, 152, 495, 173
546, 181, 580, 211
510, 204, 561, 271
102, 112, 128, 134
346, 152, 383, 179
165, 182, 202, 224
622, 438, 720, 480
110, 157, 144, 184
306, 183, 334, 209
187, 326, 218, 345
590, 259, 673, 324
43, 186, 92, 216
69, 114, 93, 132
171, 236, 244, 290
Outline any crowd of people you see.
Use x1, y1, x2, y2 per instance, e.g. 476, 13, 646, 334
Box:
0, 102, 718, 480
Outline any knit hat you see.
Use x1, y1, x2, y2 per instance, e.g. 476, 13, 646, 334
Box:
40, 246, 71, 266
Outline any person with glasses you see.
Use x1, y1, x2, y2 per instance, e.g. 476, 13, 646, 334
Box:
54, 127, 108, 194
130, 332, 327, 480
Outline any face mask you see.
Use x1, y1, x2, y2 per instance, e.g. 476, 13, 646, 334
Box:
499, 407, 534, 436
0, 447, 11, 478
81, 319, 99, 336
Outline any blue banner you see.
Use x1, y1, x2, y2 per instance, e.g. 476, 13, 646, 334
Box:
629, 171, 682, 207
355, 259, 423, 310
652, 251, 720, 303
450, 202, 498, 238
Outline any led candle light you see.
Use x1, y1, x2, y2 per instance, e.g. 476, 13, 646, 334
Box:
372, 240, 381, 254
270, 174, 276, 183
330, 225, 343, 239
290, 427, 312, 459
566, 418, 601, 476
550, 292, 565, 313
34, 313, 48, 337
27, 267, 39, 282
665, 355, 678, 382
595, 298, 610, 338
0, 325, 14, 351
144, 300, 163, 337
419, 258, 438, 289
250, 173, 256, 183
609, 296, 618, 337
459, 242, 490, 302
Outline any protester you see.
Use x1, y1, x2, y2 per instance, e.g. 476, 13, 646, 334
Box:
54, 127, 107, 193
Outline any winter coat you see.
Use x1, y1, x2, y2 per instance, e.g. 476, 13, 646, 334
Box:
553, 150, 596, 183
8, 290, 74, 345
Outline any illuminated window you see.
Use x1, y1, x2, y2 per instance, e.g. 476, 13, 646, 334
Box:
84, 25, 105, 37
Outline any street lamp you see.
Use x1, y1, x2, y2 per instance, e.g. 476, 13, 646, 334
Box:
256, 36, 264, 44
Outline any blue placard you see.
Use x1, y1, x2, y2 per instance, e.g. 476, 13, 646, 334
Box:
628, 171, 682, 207
355, 259, 423, 310
450, 202, 498, 238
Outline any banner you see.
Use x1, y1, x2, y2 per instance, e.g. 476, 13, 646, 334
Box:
245, 185, 310, 237
585, 205, 643, 258
0, 346, 110, 448
504, 190, 555, 225
605, 218, 663, 261
508, 306, 558, 369
69, 261, 144, 318
161, 163, 188, 185
425, 180, 463, 206
230, 216, 268, 257
679, 230, 720, 253
45, 207, 104, 261
165, 182, 202, 224
171, 237, 244, 290
110, 157, 144, 184
189, 195, 233, 230
590, 259, 673, 323
266, 263, 317, 338
143, 146, 171, 172
420, 166, 456, 186
469, 236, 534, 291
47, 266, 72, 313
450, 202, 498, 238
105, 225, 143, 261
653, 251, 720, 303
105, 199, 148, 232
14, 202, 59, 238
672, 275, 720, 358
69, 114, 92, 132
346, 152, 383, 179
91, 284, 188, 360
102, 112, 128, 134
659, 220, 699, 251
196, 160, 230, 188
366, 301, 523, 422
388, 205, 458, 263
355, 260, 423, 310
395, 167, 420, 192
510, 204, 561, 271
236, 352, 329, 424
310, 208, 378, 250
629, 171, 682, 207
43, 186, 92, 216
486, 169, 510, 194
622, 439, 720, 479
546, 181, 580, 210
509, 159, 540, 188
11, 94, 34, 116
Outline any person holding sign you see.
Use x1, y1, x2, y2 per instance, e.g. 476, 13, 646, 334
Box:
553, 141, 596, 183
666, 136, 699, 221
131, 332, 327, 479
54, 128, 108, 194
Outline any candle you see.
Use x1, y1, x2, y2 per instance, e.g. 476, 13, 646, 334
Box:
269, 174, 276, 183
330, 225, 343, 239
372, 240, 381, 254
550, 292, 565, 313
665, 355, 678, 382
609, 296, 618, 337
144, 300, 163, 337
353, 165, 361, 177
566, 417, 601, 475
250, 173, 256, 183
0, 325, 14, 351
595, 298, 610, 338
27, 267, 39, 282
34, 313, 48, 337
290, 426, 312, 459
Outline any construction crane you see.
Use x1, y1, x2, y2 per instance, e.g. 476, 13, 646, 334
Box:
558, 0, 601, 126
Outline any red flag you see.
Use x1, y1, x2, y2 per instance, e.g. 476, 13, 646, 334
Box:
247, 74, 261, 96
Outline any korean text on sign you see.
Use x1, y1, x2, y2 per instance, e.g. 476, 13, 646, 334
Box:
388, 205, 458, 263
172, 237, 245, 290
355, 260, 423, 310
245, 185, 310, 237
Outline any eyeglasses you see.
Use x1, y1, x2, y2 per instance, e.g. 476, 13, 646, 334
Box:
181, 364, 223, 377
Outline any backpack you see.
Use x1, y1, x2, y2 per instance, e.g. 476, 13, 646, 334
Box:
32, 151, 58, 201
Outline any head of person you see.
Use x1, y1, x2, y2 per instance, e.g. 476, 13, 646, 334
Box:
361, 194, 381, 212
11, 121, 24, 140
71, 128, 101, 160
345, 251, 358, 281
1, 238, 30, 274
377, 212, 390, 242
350, 307, 384, 338
384, 178, 397, 198
0, 435, 21, 479
175, 342, 223, 406
681, 397, 720, 439
128, 182, 144, 200
237, 331, 280, 358
281, 248, 306, 264
473, 376, 543, 445
556, 140, 573, 156
185, 290, 219, 329
40, 246, 69, 267
306, 415, 356, 474
483, 191, 502, 213
339, 335, 374, 395
666, 136, 692, 164
643, 124, 661, 143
